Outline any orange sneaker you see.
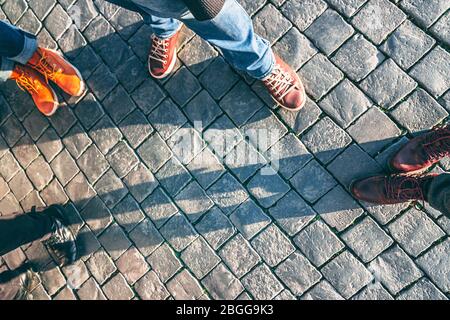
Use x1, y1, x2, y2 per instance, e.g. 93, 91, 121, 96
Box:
10, 64, 59, 116
27, 47, 85, 97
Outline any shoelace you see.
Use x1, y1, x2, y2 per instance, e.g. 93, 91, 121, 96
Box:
422, 126, 450, 162
150, 36, 169, 65
32, 51, 62, 83
15, 72, 40, 95
263, 64, 294, 99
385, 175, 425, 203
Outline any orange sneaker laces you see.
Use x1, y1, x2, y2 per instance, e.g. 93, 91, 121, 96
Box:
150, 36, 169, 65
32, 51, 63, 83
15, 71, 40, 95
263, 64, 294, 99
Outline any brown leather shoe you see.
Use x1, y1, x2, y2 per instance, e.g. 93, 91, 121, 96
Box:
262, 54, 306, 111
390, 125, 450, 173
27, 47, 85, 97
10, 64, 59, 116
350, 173, 437, 205
148, 29, 181, 79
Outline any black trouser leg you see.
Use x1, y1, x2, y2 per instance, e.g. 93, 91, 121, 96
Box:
0, 210, 54, 256
427, 173, 450, 218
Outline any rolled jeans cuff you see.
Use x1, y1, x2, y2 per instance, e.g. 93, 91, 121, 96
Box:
9, 32, 38, 65
0, 57, 15, 82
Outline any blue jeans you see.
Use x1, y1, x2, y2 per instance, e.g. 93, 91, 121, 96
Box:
0, 20, 38, 82
129, 0, 274, 79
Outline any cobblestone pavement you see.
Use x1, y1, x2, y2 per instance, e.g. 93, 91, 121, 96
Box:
0, 0, 449, 300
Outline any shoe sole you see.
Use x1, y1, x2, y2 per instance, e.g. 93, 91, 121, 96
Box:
47, 49, 86, 97
149, 47, 178, 80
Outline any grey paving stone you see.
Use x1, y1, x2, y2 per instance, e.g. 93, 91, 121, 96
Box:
241, 264, 283, 300
277, 97, 322, 135
314, 185, 364, 232
409, 47, 450, 97
155, 157, 191, 197
305, 9, 354, 55
199, 57, 239, 100
166, 269, 204, 300
430, 11, 450, 46
86, 249, 117, 285
391, 89, 448, 133
179, 36, 217, 76
237, 0, 266, 16
351, 282, 394, 300
290, 159, 337, 203
224, 141, 267, 183
380, 20, 435, 70
0, 151, 20, 182
266, 133, 313, 179
141, 187, 178, 229
119, 109, 153, 149
184, 91, 222, 131
174, 181, 214, 223
342, 216, 393, 263
275, 251, 322, 296
131, 79, 166, 116
11, 134, 39, 168
108, 6, 142, 40
327, 144, 383, 189
112, 194, 145, 232
187, 148, 225, 189
63, 123, 92, 160
360, 59, 417, 109
251, 224, 295, 267
148, 99, 187, 141
138, 133, 172, 172
88, 116, 123, 155
273, 28, 317, 72
167, 124, 205, 165
181, 237, 220, 279
247, 166, 290, 208
73, 93, 104, 131
147, 243, 182, 283
8, 170, 33, 202
298, 53, 344, 100
114, 55, 148, 93
437, 215, 450, 235
319, 79, 372, 129
243, 108, 289, 152
116, 247, 150, 284
302, 117, 352, 164
253, 4, 292, 44
76, 144, 109, 184
28, 0, 55, 20
102, 85, 136, 125
230, 199, 271, 240
351, 0, 406, 45
300, 280, 344, 300
106, 141, 139, 178
80, 197, 113, 235
294, 219, 344, 266
196, 207, 236, 250
347, 107, 401, 156
44, 4, 71, 40
102, 273, 134, 300
400, 0, 450, 28
202, 263, 244, 300
368, 245, 423, 294
0, 115, 25, 148
86, 64, 118, 101
397, 278, 447, 300
322, 251, 373, 299
416, 239, 450, 292
326, 0, 367, 17
206, 173, 248, 215
121, 219, 161, 260
165, 67, 201, 107
388, 208, 445, 257
123, 163, 158, 203
160, 213, 198, 252
77, 278, 106, 300
219, 233, 261, 278
94, 169, 127, 209
134, 271, 170, 300
71, 45, 101, 79
65, 172, 96, 211
22, 108, 49, 142
281, 0, 328, 31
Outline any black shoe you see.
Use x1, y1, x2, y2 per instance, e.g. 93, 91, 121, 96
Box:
41, 205, 78, 267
